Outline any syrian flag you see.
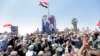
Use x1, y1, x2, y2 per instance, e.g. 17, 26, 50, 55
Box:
40, 1, 48, 8
3, 24, 12, 27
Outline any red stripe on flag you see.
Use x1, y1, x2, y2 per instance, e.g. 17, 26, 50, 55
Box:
4, 24, 12, 27
39, 1, 48, 8
44, 2, 48, 5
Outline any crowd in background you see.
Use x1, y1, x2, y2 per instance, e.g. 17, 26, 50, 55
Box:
0, 31, 100, 56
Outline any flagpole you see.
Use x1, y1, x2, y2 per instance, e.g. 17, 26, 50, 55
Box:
47, 0, 50, 17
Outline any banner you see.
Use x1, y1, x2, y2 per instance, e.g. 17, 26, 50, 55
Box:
42, 15, 56, 34
11, 26, 18, 35
48, 15, 56, 33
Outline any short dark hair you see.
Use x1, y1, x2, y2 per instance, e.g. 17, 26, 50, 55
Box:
94, 32, 99, 37
82, 33, 88, 37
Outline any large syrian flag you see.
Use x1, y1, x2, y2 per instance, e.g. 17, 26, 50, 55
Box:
40, 1, 48, 8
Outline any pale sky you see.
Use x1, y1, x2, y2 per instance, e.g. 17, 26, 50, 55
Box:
0, 0, 100, 34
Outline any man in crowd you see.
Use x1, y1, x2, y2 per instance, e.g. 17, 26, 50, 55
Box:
89, 32, 100, 50
3, 45, 14, 56
0, 32, 9, 52
78, 33, 100, 56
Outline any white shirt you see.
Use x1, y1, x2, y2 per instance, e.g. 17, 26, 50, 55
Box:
26, 51, 34, 56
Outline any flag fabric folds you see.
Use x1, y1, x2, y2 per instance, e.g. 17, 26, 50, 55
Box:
40, 1, 48, 8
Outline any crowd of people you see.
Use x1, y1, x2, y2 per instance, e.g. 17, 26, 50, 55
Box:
0, 31, 100, 56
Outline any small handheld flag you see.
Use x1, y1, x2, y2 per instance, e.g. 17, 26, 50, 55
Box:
96, 20, 100, 26
3, 24, 12, 27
